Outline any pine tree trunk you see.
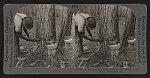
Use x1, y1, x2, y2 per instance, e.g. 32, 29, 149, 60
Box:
119, 7, 136, 54
36, 4, 56, 43
98, 5, 119, 45
54, 7, 74, 67
35, 4, 56, 61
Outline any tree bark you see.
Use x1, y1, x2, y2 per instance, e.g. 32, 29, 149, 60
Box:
119, 7, 136, 54
54, 7, 74, 67
35, 4, 56, 62
36, 4, 56, 44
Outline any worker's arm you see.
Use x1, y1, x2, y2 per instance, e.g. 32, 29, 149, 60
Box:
86, 26, 93, 38
17, 32, 37, 42
79, 32, 103, 42
23, 26, 29, 38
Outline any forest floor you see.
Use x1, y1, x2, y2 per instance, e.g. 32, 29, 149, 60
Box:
14, 38, 137, 68
80, 39, 137, 68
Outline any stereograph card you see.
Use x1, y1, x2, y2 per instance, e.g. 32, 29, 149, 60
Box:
3, 4, 147, 74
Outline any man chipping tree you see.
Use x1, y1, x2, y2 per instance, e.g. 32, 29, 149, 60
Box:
14, 13, 39, 57
75, 13, 103, 55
